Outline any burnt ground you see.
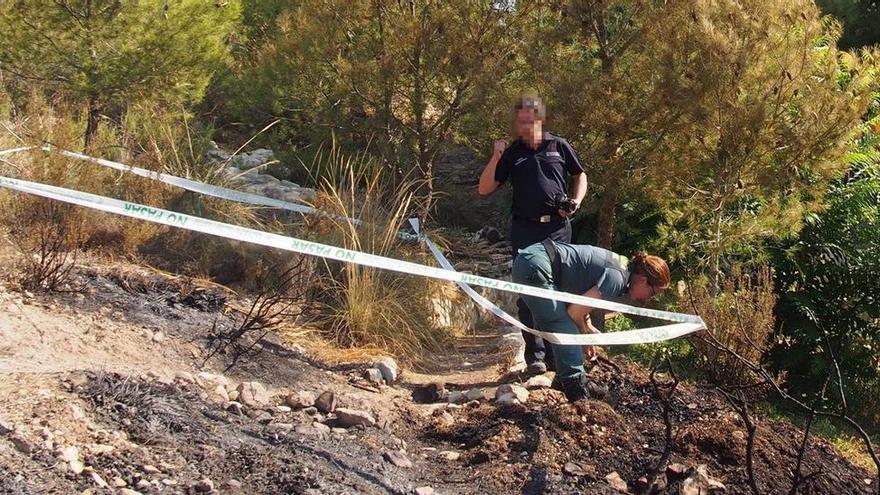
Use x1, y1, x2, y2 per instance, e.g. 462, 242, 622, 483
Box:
0, 256, 878, 495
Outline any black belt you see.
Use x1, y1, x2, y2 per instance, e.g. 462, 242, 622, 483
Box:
513, 213, 566, 224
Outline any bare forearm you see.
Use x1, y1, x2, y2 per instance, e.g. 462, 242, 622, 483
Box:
478, 154, 501, 196
571, 173, 587, 204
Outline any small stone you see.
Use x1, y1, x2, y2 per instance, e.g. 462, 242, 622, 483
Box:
59, 446, 80, 463
447, 391, 466, 404
91, 472, 108, 488
315, 391, 337, 413
266, 423, 294, 435
495, 384, 529, 403
412, 382, 447, 403
113, 477, 128, 487
374, 357, 399, 383
465, 388, 485, 401
564, 461, 596, 478
363, 368, 384, 385
605, 471, 628, 493
525, 375, 553, 389
174, 371, 195, 384
334, 408, 376, 428
253, 411, 273, 424
227, 390, 239, 401
136, 479, 152, 491
211, 385, 230, 402
303, 407, 319, 416
439, 451, 461, 461
414, 487, 435, 495
10, 435, 34, 454
236, 382, 271, 408
88, 444, 114, 455
224, 479, 243, 490
225, 401, 244, 416
193, 477, 214, 492
151, 331, 164, 343
432, 411, 454, 428
69, 404, 86, 421
383, 450, 413, 468
142, 464, 161, 474
275, 405, 292, 413
67, 372, 89, 388
119, 489, 141, 495
69, 459, 85, 475
495, 393, 521, 407
285, 391, 316, 409
0, 418, 13, 435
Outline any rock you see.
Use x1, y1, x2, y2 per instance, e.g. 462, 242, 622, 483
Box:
119, 489, 141, 495
363, 368, 384, 385
295, 423, 330, 437
563, 461, 596, 478
252, 411, 273, 424
439, 450, 461, 461
525, 375, 553, 389
113, 477, 128, 487
666, 463, 689, 483
495, 384, 529, 403
174, 371, 195, 384
225, 401, 244, 416
136, 479, 152, 491
447, 390, 467, 404
495, 393, 522, 407
0, 418, 13, 435
383, 450, 413, 468
412, 382, 446, 403
315, 391, 337, 413
236, 382, 270, 408
227, 389, 240, 401
142, 464, 161, 474
59, 446, 79, 462
414, 487, 435, 495
334, 408, 376, 428
151, 331, 164, 343
10, 434, 34, 454
275, 405, 292, 413
476, 226, 502, 244
223, 479, 243, 490
432, 410, 454, 428
303, 407, 319, 416
682, 465, 726, 495
605, 471, 629, 493
193, 478, 214, 493
195, 372, 229, 390
67, 372, 89, 388
285, 391, 316, 409
211, 385, 230, 402
231, 148, 275, 170
465, 388, 485, 401
89, 471, 108, 488
265, 423, 294, 435
69, 459, 85, 474
374, 357, 399, 383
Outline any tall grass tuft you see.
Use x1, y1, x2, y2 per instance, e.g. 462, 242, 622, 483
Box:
304, 144, 451, 360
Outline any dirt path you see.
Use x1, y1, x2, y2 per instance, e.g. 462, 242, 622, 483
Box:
1, 259, 877, 495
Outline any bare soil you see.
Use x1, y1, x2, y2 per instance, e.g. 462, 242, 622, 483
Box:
1, 257, 877, 495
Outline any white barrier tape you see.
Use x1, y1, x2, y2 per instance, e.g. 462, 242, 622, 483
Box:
409, 219, 704, 345
0, 146, 34, 157
27, 145, 422, 242
0, 176, 704, 345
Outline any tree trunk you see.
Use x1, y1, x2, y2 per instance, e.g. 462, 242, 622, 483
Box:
596, 151, 622, 248
84, 96, 101, 149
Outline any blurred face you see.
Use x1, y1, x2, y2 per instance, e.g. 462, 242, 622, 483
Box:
628, 274, 663, 303
515, 108, 542, 141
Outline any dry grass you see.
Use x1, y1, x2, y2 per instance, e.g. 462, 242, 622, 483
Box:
687, 265, 777, 391
303, 144, 453, 361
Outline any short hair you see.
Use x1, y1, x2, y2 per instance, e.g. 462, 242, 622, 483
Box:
514, 94, 546, 121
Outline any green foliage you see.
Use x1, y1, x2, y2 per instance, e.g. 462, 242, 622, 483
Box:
771, 108, 880, 424
818, 0, 880, 49
0, 0, 241, 144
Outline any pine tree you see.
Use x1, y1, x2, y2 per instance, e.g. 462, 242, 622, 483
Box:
0, 0, 241, 146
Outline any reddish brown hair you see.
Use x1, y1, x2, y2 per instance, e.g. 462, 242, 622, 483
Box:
630, 252, 670, 289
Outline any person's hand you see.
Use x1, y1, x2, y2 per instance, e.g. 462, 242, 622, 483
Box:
493, 139, 508, 157
583, 345, 598, 361
558, 202, 579, 218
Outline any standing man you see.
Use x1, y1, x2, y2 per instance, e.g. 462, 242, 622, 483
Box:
478, 94, 587, 376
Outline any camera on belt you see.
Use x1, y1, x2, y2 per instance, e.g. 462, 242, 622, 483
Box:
553, 193, 578, 214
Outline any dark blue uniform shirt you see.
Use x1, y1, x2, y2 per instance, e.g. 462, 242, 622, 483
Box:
494, 132, 585, 222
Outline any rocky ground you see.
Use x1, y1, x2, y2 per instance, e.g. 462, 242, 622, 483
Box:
1, 253, 877, 495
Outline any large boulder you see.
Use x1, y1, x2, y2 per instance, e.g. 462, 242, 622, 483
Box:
236, 382, 270, 408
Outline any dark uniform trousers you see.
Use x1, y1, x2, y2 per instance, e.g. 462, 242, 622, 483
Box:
511, 216, 572, 368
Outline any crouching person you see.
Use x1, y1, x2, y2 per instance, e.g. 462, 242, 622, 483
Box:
511, 240, 670, 401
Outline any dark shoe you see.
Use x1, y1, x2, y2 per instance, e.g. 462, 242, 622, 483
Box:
525, 361, 547, 377
558, 374, 590, 402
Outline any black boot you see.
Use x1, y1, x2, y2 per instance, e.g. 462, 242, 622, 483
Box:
556, 373, 590, 402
